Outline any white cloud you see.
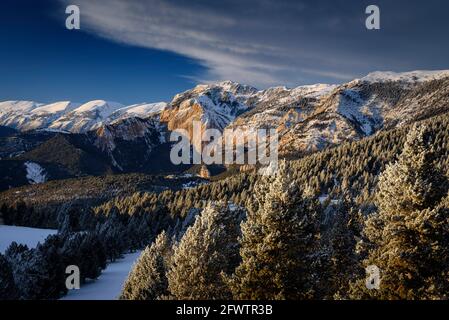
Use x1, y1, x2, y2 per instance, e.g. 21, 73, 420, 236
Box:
58, 0, 418, 88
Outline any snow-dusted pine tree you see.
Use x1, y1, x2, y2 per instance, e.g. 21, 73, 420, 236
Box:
167, 202, 245, 300
96, 208, 128, 262
230, 160, 321, 300
5, 243, 52, 300
350, 125, 449, 299
323, 195, 363, 298
376, 125, 447, 215
0, 253, 17, 300
120, 231, 172, 300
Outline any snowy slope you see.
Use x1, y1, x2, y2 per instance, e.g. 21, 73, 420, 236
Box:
228, 70, 449, 155
111, 102, 168, 119
24, 161, 47, 184
30, 101, 80, 115
289, 83, 337, 99
0, 101, 80, 131
49, 100, 125, 133
360, 70, 449, 84
0, 225, 57, 253
0, 101, 44, 130
61, 251, 142, 300
0, 101, 42, 113
72, 100, 124, 116
336, 89, 384, 135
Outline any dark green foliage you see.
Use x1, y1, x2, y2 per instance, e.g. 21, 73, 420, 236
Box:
4, 242, 54, 300
0, 253, 18, 300
321, 195, 364, 298
61, 232, 107, 283
3, 231, 107, 300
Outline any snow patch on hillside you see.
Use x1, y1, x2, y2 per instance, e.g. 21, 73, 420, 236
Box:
337, 89, 383, 136
25, 161, 47, 184
182, 180, 208, 189
37, 128, 71, 134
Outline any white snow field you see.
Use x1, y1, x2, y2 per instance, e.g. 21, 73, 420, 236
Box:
0, 225, 57, 253
62, 250, 142, 300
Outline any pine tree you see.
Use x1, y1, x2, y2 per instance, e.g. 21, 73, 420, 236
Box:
0, 253, 17, 300
35, 234, 67, 299
96, 208, 128, 262
60, 232, 107, 284
230, 160, 321, 300
323, 195, 363, 298
78, 232, 107, 280
120, 231, 172, 300
5, 243, 52, 300
350, 125, 449, 299
376, 125, 447, 215
167, 202, 245, 300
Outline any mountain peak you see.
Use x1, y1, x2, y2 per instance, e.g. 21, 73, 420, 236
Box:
73, 100, 124, 114
215, 81, 258, 96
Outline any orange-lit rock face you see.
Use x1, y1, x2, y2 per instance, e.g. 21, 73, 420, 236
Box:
160, 81, 256, 144
161, 101, 206, 140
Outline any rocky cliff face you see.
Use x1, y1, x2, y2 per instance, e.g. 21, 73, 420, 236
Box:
160, 81, 257, 140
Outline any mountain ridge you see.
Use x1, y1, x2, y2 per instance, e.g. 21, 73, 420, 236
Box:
2, 70, 448, 137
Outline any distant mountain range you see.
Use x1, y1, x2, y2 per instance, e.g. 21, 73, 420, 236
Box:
1, 70, 449, 190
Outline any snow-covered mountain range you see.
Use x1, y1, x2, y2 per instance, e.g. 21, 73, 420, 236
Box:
0, 100, 168, 133
1, 69, 449, 179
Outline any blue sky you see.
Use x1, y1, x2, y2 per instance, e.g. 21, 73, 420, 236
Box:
1, 0, 449, 104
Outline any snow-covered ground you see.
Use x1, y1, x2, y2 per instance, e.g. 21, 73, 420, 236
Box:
0, 225, 141, 300
0, 225, 57, 253
61, 251, 142, 300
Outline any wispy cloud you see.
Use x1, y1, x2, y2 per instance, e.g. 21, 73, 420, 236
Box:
59, 0, 449, 88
